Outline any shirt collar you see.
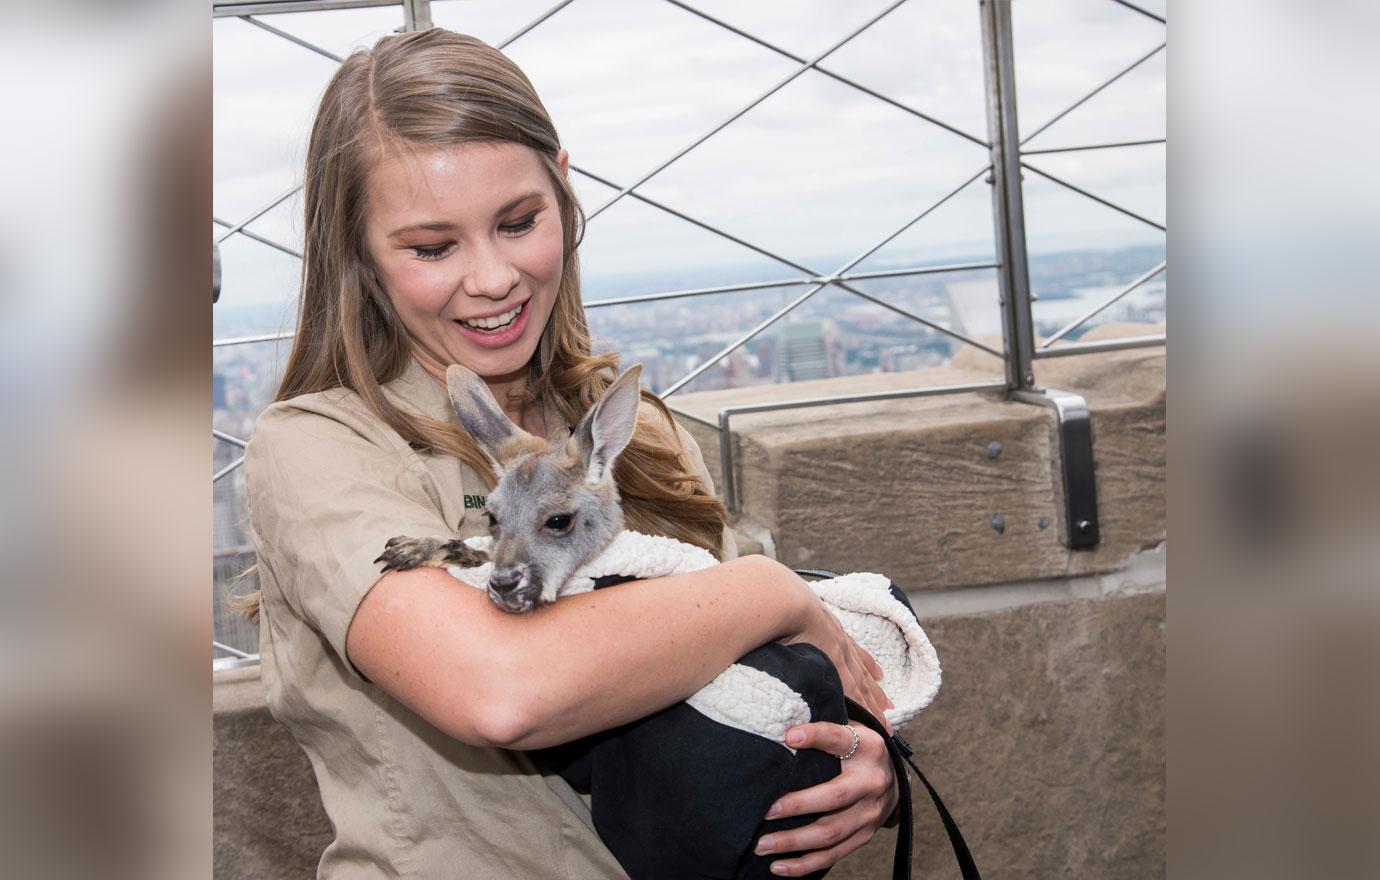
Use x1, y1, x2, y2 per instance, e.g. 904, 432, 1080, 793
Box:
383, 354, 454, 423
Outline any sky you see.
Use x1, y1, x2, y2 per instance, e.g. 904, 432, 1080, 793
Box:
212, 0, 1166, 330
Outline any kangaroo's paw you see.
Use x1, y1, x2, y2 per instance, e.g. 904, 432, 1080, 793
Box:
376, 537, 489, 572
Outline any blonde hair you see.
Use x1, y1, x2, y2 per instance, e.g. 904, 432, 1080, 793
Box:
234, 29, 726, 620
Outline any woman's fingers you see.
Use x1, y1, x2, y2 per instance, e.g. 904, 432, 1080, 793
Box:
840, 654, 893, 733
783, 720, 865, 760
866, 648, 884, 682
842, 641, 893, 723
787, 592, 894, 730
761, 722, 899, 877
759, 722, 899, 872
770, 724, 889, 815
757, 812, 862, 857
762, 828, 875, 876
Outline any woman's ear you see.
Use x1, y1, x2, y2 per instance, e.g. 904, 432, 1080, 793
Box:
556, 147, 570, 177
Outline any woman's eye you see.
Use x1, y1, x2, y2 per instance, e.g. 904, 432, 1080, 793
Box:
544, 513, 572, 531
500, 213, 538, 235
410, 243, 453, 261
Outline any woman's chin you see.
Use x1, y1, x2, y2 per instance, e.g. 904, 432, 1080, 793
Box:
449, 342, 539, 381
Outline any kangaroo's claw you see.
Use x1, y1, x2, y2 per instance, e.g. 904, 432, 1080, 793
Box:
376, 536, 489, 572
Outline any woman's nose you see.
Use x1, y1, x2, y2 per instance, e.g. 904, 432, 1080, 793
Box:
460, 241, 520, 299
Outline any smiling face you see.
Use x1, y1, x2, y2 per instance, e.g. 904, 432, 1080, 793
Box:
362, 141, 569, 388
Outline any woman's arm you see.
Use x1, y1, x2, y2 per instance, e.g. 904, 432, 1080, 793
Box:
347, 553, 887, 750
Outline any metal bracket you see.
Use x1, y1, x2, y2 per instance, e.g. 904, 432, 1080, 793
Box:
1011, 388, 1101, 549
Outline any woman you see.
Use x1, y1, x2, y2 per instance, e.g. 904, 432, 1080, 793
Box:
242, 27, 899, 878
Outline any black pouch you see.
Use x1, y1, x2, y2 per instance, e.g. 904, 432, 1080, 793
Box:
540, 639, 848, 880
537, 571, 979, 880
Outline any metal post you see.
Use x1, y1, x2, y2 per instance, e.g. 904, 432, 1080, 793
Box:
980, 0, 1036, 391
981, 0, 1102, 549
402, 0, 432, 31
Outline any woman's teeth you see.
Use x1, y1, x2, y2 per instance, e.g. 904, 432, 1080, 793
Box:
460, 303, 523, 332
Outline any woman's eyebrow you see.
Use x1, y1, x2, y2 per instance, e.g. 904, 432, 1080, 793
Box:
387, 191, 546, 238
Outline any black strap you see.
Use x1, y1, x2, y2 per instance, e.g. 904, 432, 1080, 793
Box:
791, 568, 843, 582
845, 700, 981, 880
796, 569, 979, 880
892, 731, 981, 879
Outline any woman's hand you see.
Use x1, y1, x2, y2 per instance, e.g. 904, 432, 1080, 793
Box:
753, 722, 900, 875
780, 570, 894, 731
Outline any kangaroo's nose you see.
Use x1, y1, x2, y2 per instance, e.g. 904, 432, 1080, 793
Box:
489, 564, 529, 595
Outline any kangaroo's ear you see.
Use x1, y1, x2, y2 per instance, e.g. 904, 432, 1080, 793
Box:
572, 365, 644, 485
447, 364, 521, 472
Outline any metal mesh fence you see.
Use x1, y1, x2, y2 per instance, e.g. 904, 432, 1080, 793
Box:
212, 0, 1166, 665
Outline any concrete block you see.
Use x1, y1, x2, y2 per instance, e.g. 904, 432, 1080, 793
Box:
673, 325, 1165, 590
214, 666, 332, 880
834, 590, 1166, 879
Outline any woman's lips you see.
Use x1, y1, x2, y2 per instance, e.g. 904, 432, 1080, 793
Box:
452, 301, 531, 349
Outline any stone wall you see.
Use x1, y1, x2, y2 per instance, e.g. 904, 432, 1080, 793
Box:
213, 325, 1165, 878
214, 666, 331, 879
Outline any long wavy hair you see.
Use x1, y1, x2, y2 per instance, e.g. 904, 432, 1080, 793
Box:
236, 29, 726, 619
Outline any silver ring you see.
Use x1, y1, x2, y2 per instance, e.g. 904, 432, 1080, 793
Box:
833, 724, 861, 761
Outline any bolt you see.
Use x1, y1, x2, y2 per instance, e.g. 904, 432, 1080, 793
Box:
1076, 520, 1092, 534
990, 513, 1006, 535
985, 441, 1003, 460
1038, 516, 1050, 530
1025, 372, 1035, 385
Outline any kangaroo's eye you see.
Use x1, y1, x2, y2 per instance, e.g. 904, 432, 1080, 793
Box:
485, 512, 498, 528
544, 513, 573, 531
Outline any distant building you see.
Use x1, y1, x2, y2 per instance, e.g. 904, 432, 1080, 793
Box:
943, 277, 1002, 341
779, 319, 841, 382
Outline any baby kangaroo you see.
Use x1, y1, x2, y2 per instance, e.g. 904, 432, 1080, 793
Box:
376, 362, 644, 613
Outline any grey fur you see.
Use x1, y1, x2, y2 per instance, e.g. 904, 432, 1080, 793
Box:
404, 364, 645, 612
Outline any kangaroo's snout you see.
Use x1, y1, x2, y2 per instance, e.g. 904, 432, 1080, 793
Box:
488, 564, 541, 614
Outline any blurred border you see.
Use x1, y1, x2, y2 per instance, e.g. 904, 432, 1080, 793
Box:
0, 1, 212, 878
1171, 1, 1380, 878
3, 0, 1379, 876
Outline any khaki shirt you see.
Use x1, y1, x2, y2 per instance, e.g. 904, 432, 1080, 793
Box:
245, 356, 734, 879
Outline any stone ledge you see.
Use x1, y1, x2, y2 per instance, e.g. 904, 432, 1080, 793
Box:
672, 323, 1165, 591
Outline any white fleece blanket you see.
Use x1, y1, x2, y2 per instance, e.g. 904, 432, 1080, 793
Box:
448, 531, 941, 748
